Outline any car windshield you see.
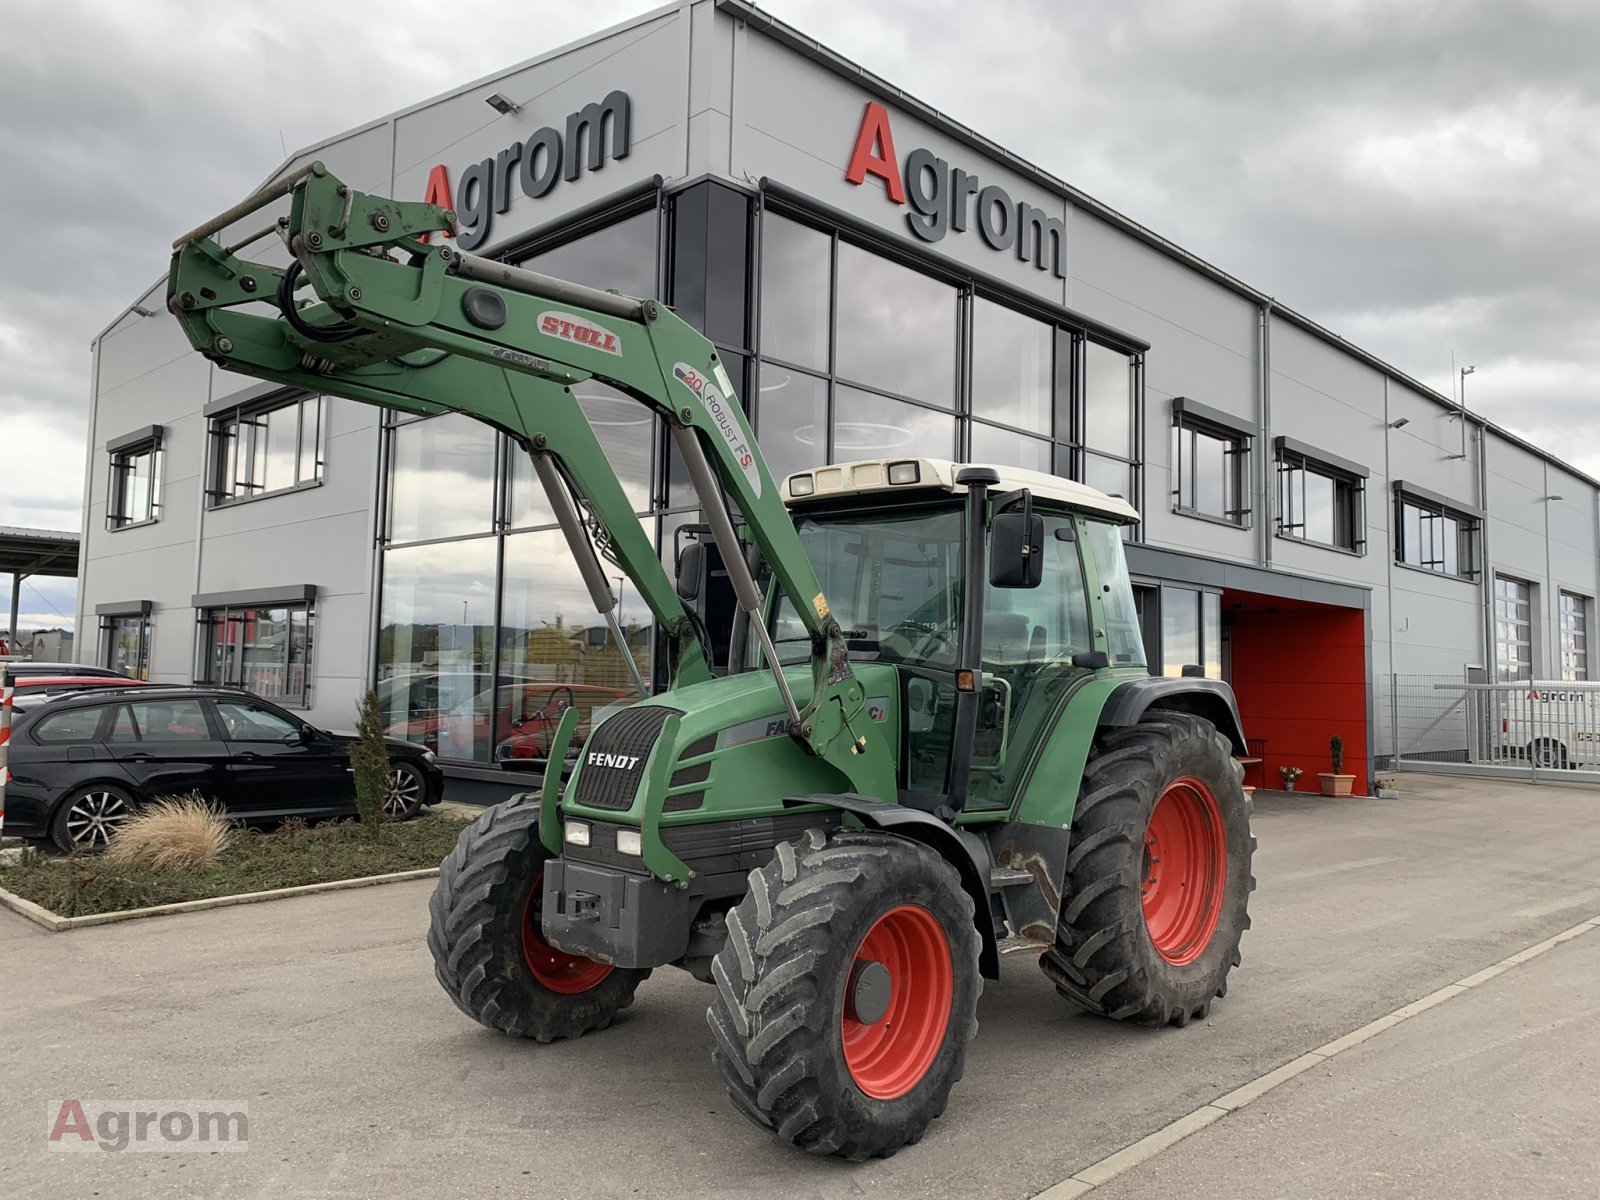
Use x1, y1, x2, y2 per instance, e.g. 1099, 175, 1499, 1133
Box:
767, 505, 964, 668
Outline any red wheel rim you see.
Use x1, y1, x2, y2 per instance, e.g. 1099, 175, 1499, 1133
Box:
1142, 776, 1227, 967
841, 904, 953, 1100
521, 871, 614, 994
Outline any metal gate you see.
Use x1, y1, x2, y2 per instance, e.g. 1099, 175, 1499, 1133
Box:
1390, 673, 1600, 782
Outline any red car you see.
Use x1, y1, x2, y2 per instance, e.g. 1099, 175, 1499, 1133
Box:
387, 682, 632, 763
9, 675, 149, 698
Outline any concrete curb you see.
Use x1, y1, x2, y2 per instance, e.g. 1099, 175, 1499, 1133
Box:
0, 867, 440, 933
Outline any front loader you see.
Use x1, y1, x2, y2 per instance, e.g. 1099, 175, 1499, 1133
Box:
168, 164, 1255, 1160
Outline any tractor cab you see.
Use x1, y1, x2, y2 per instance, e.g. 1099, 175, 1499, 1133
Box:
751, 458, 1147, 816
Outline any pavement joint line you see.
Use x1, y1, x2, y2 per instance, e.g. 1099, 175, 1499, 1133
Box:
1030, 913, 1600, 1200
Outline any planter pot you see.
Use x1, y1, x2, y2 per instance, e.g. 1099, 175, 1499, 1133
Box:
1319, 773, 1355, 797
1281, 780, 1297, 792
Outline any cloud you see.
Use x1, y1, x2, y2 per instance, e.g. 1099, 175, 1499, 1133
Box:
3, 0, 1597, 553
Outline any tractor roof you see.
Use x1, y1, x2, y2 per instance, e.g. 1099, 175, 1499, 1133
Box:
780, 458, 1140, 523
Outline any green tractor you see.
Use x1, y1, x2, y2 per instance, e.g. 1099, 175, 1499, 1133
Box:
168, 165, 1254, 1160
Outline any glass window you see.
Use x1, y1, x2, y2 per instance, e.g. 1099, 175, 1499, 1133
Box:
971, 298, 1051, 434
1083, 342, 1133, 456
1083, 520, 1146, 668
759, 215, 831, 371
1160, 586, 1200, 678
121, 698, 212, 742
970, 422, 1053, 474
214, 699, 300, 742
1202, 591, 1222, 680
109, 442, 161, 527
834, 241, 957, 407
522, 210, 657, 300
32, 707, 106, 744
1082, 453, 1130, 501
210, 394, 324, 503
1278, 453, 1364, 552
1394, 492, 1476, 577
498, 528, 646, 762
756, 365, 828, 485
983, 514, 1090, 667
1561, 591, 1588, 682
202, 604, 314, 708
833, 386, 954, 463
1495, 575, 1533, 682
377, 538, 497, 761
1173, 420, 1248, 524
768, 507, 965, 668
388, 412, 497, 544
104, 614, 152, 680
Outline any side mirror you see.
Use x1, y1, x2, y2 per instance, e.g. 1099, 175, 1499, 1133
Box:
676, 540, 704, 602
990, 509, 1045, 588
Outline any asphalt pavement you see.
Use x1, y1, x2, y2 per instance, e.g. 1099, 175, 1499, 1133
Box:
2, 773, 1598, 1199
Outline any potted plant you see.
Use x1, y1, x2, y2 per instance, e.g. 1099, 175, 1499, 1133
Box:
1319, 735, 1355, 797
1279, 765, 1303, 792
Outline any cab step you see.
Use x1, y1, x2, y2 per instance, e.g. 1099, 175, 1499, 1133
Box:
989, 867, 1035, 890
996, 934, 1053, 956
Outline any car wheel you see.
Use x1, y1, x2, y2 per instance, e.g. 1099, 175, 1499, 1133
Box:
384, 761, 429, 821
50, 785, 137, 853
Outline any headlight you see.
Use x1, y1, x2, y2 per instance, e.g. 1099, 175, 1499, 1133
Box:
421, 749, 436, 764
615, 829, 643, 856
564, 820, 591, 847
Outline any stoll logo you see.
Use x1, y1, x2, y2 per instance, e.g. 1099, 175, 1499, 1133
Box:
424, 90, 631, 252
844, 101, 1066, 279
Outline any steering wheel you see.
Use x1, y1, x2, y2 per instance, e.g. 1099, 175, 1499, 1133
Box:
887, 620, 957, 663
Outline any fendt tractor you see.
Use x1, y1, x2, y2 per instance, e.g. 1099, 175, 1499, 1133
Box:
168, 165, 1255, 1160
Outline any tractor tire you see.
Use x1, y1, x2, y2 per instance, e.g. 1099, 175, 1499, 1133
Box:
427, 795, 649, 1042
707, 828, 981, 1161
1041, 711, 1254, 1027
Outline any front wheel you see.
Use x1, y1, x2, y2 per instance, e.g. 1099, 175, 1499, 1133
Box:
707, 828, 981, 1160
427, 796, 649, 1041
383, 761, 429, 820
1042, 712, 1254, 1027
1528, 739, 1568, 770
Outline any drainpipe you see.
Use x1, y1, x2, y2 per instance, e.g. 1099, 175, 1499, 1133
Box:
1257, 300, 1274, 567
1478, 419, 1493, 680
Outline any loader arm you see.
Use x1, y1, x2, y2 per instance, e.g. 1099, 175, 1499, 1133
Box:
166, 162, 889, 789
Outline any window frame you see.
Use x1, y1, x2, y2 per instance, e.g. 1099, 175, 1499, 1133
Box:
1560, 590, 1590, 682
1494, 574, 1535, 682
197, 597, 316, 710
753, 204, 1145, 522
1170, 398, 1253, 527
98, 602, 153, 680
206, 392, 326, 507
1274, 437, 1367, 554
1391, 481, 1482, 581
106, 427, 164, 529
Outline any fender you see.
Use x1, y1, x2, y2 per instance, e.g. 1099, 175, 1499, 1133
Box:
784, 793, 1000, 980
1097, 676, 1247, 754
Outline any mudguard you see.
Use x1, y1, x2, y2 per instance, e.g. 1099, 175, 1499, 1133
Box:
783, 794, 1000, 979
1097, 676, 1247, 753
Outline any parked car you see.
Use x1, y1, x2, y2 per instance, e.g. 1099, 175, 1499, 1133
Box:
386, 681, 632, 763
11, 675, 153, 698
2, 662, 127, 679
1, 686, 444, 851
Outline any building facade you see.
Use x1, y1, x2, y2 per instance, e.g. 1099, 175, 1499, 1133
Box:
79, 0, 1600, 799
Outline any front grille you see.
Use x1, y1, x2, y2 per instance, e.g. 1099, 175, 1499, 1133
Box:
661, 810, 841, 876
571, 705, 681, 811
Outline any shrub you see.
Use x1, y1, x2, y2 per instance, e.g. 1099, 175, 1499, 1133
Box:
348, 688, 392, 832
1330, 734, 1345, 776
104, 793, 235, 872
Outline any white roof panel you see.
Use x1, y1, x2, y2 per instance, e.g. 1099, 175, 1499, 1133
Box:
781, 459, 1140, 523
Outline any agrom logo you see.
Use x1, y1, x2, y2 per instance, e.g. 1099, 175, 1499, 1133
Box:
540, 311, 622, 356
844, 100, 1065, 279
424, 91, 631, 251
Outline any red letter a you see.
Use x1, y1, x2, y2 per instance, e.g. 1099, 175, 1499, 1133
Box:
844, 101, 905, 204
50, 1100, 94, 1143
421, 164, 454, 244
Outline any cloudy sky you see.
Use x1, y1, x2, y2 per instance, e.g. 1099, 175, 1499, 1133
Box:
2, 0, 1596, 634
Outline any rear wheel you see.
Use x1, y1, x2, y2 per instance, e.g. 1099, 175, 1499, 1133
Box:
707, 828, 980, 1160
1042, 712, 1254, 1026
1528, 738, 1568, 770
427, 796, 649, 1041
